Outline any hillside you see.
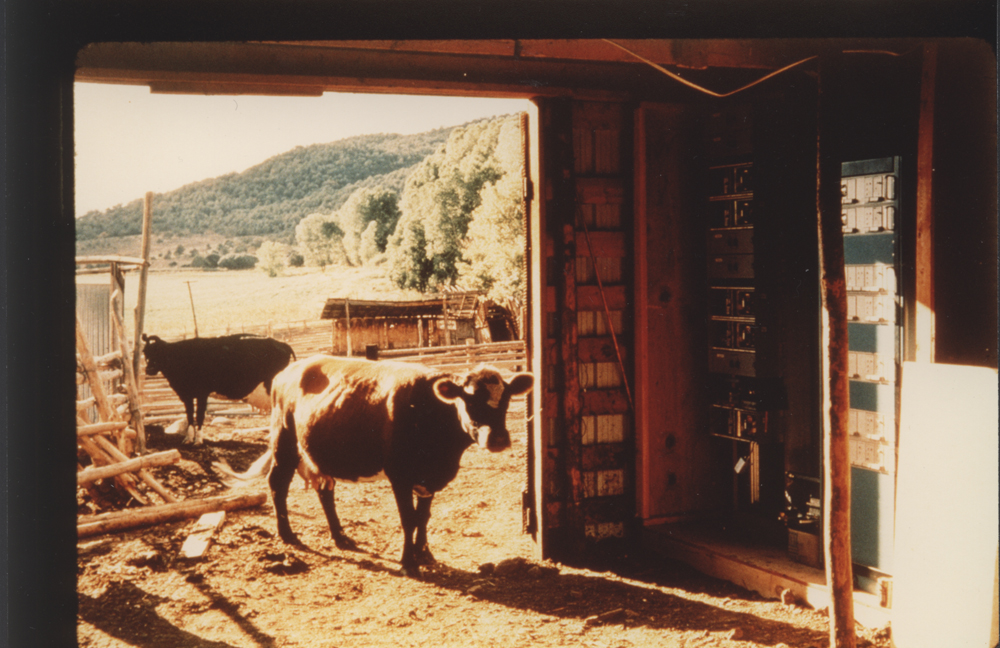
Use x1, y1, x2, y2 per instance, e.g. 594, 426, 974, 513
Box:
75, 127, 454, 242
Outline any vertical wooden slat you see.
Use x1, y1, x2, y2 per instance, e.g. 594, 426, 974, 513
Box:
817, 57, 856, 648
915, 43, 937, 363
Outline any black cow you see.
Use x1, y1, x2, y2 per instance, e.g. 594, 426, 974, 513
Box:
142, 333, 295, 445
220, 355, 533, 577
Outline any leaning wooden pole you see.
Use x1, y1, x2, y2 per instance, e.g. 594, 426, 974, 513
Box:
817, 55, 856, 648
133, 191, 154, 383
77, 492, 266, 539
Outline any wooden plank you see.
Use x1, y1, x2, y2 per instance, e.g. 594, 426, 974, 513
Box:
575, 231, 624, 258
578, 336, 628, 363
582, 389, 630, 415
581, 444, 628, 471
576, 177, 625, 204
179, 511, 227, 559
577, 285, 626, 311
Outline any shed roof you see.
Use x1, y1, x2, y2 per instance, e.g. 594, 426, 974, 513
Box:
320, 292, 482, 320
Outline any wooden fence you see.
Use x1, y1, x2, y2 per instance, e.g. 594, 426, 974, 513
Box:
374, 340, 528, 374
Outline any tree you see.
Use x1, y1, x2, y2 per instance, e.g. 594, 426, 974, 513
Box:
295, 212, 346, 268
457, 171, 524, 303
387, 215, 434, 291
358, 221, 382, 265
337, 186, 401, 266
218, 254, 258, 270
456, 117, 525, 304
257, 241, 288, 278
387, 116, 517, 291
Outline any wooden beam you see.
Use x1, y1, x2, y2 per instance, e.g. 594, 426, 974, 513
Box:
75, 255, 147, 266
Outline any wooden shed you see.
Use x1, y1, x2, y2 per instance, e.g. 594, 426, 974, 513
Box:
319, 292, 491, 355
8, 13, 997, 646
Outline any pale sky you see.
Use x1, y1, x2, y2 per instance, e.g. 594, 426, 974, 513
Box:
74, 83, 531, 217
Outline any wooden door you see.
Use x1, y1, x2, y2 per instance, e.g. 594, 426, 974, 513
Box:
528, 98, 634, 562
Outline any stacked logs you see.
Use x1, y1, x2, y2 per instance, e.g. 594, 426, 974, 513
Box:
76, 314, 177, 510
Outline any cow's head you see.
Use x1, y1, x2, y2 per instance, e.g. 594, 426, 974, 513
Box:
433, 365, 534, 452
141, 334, 165, 376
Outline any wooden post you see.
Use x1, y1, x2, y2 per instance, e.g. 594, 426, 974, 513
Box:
185, 281, 199, 337
111, 290, 147, 455
443, 296, 452, 346
817, 55, 856, 648
133, 192, 153, 383
915, 43, 937, 363
345, 298, 352, 357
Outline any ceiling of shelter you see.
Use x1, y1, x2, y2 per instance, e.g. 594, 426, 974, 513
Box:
74, 38, 926, 100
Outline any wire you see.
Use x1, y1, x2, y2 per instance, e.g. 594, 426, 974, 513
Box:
603, 39, 818, 98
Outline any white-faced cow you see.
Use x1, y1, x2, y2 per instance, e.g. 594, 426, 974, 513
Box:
142, 333, 295, 445
221, 355, 533, 577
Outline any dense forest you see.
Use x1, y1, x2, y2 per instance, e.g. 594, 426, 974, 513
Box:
75, 128, 454, 241
77, 115, 526, 303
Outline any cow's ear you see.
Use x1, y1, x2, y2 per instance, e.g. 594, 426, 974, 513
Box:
432, 378, 464, 403
507, 373, 534, 396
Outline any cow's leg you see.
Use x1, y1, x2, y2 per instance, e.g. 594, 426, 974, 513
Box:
316, 484, 359, 551
269, 421, 301, 545
193, 397, 208, 445
182, 399, 197, 445
413, 494, 436, 566
389, 481, 420, 577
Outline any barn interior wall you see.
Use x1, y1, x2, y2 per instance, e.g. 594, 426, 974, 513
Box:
930, 41, 998, 368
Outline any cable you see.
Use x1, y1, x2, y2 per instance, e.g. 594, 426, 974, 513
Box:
603, 39, 818, 98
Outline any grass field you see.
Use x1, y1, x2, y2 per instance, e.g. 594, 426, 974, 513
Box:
80, 264, 425, 339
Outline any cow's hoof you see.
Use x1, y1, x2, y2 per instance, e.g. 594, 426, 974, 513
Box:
399, 565, 422, 579
416, 546, 436, 566
333, 534, 359, 551
279, 533, 303, 546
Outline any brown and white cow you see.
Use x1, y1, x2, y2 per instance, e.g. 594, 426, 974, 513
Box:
220, 355, 533, 577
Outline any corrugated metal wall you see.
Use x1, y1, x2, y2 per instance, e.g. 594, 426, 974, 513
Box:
76, 281, 123, 421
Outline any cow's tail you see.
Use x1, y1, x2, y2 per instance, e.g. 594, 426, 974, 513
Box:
212, 449, 274, 488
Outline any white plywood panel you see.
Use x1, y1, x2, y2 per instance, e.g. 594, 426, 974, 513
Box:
893, 362, 999, 648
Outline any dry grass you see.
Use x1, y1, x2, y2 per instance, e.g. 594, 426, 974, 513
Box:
82, 264, 425, 339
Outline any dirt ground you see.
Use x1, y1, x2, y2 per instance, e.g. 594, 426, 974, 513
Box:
77, 403, 892, 648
